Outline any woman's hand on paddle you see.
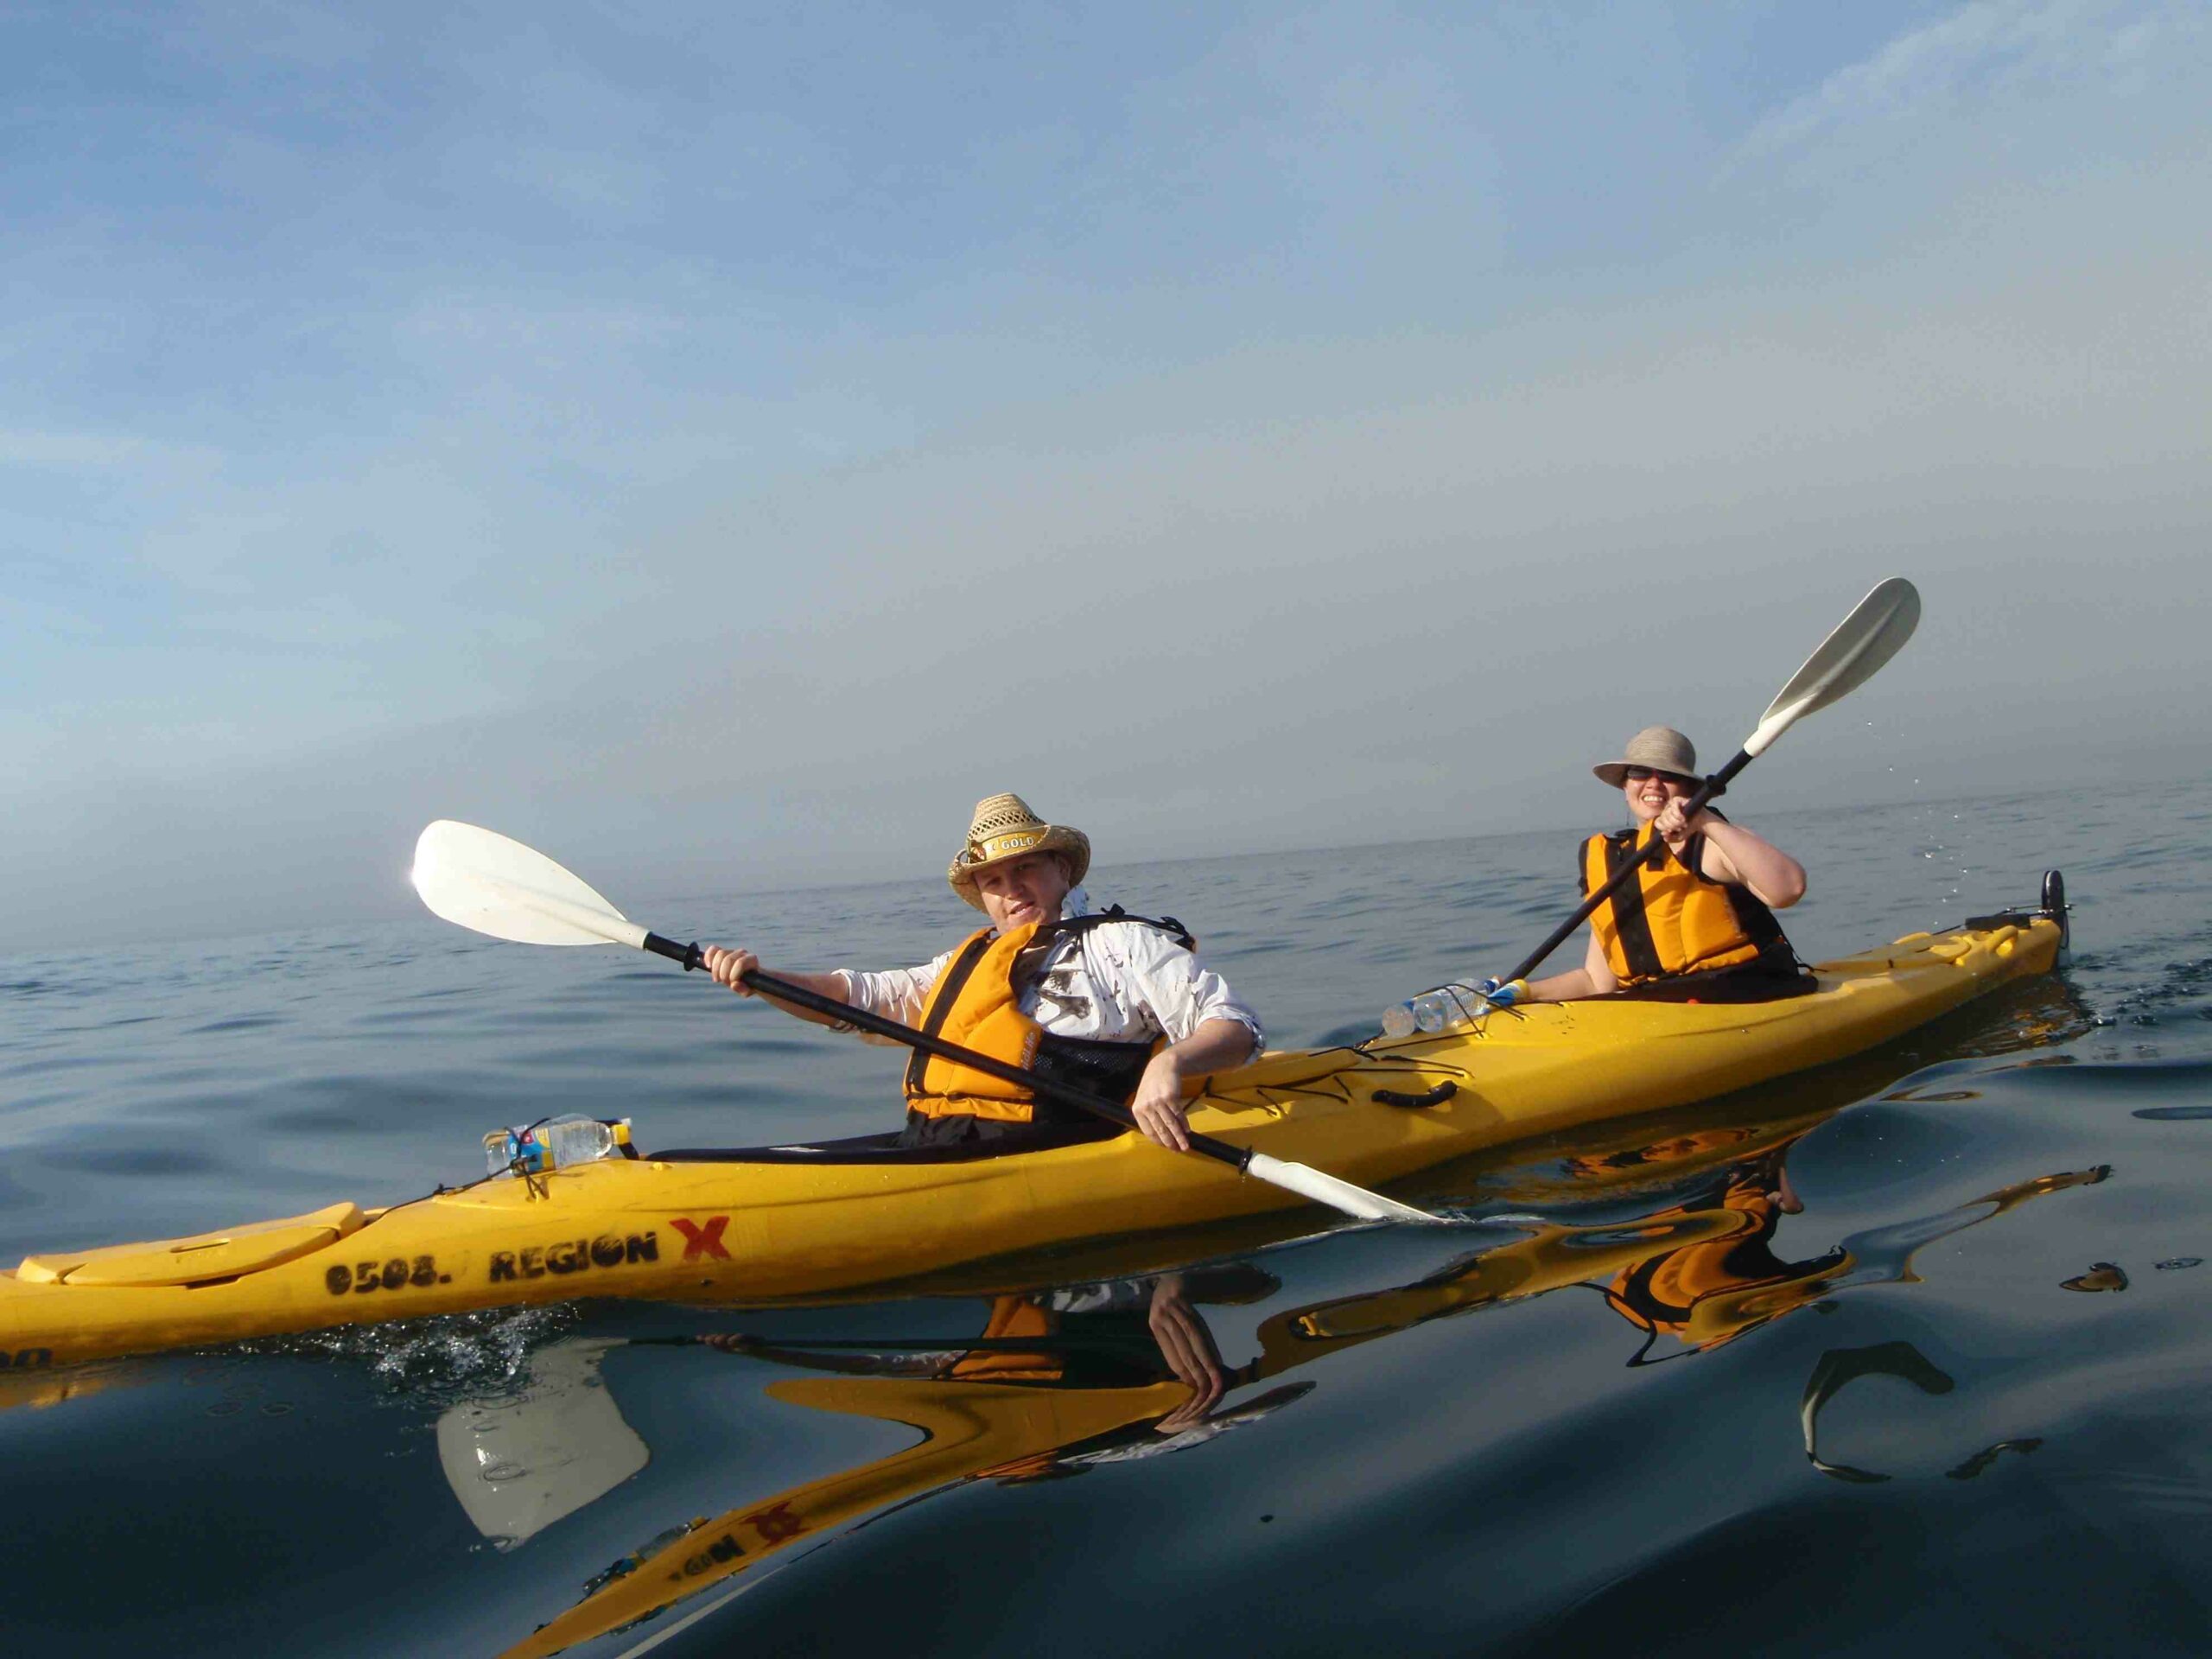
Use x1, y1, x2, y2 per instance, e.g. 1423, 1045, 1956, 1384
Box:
1131, 1052, 1193, 1151
700, 945, 760, 995
1652, 797, 1715, 846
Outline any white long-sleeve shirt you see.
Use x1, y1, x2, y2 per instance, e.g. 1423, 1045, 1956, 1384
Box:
836, 888, 1263, 1052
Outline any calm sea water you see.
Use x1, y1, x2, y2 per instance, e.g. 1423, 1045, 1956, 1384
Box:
3, 778, 2209, 1657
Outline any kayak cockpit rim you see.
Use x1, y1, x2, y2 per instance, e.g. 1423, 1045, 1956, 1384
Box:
646, 1128, 1122, 1166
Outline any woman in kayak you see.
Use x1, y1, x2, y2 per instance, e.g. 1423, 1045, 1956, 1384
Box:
700, 793, 1262, 1154
1490, 727, 1810, 1007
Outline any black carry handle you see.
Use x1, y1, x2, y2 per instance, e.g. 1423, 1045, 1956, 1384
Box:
641, 936, 1255, 1175
1496, 749, 1752, 988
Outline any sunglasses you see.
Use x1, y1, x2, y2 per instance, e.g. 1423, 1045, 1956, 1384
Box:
1624, 766, 1694, 785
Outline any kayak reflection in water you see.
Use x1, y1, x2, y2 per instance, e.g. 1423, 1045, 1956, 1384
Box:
498, 1268, 1295, 1659
1479, 726, 1813, 1009
499, 1143, 2111, 1658
697, 793, 1262, 1153
1593, 1141, 2113, 1360
1253, 1127, 2113, 1371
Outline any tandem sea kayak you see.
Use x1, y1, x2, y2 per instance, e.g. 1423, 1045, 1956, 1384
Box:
0, 893, 2066, 1369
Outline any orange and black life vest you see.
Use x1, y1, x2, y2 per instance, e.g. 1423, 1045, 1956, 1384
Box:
1580, 819, 1789, 987
902, 911, 1187, 1122
949, 1295, 1065, 1382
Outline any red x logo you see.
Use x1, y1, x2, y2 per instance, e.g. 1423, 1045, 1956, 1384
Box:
746, 1502, 805, 1544
671, 1215, 732, 1261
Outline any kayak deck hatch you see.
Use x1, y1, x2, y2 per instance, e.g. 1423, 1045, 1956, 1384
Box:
16, 1202, 367, 1287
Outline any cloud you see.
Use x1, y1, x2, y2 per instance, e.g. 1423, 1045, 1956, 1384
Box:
5, 4, 2210, 950
1735, 0, 2207, 162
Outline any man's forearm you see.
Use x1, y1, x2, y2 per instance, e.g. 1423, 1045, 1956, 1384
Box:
1163, 1016, 1258, 1078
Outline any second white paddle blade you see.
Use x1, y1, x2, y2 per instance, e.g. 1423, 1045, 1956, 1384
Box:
1244, 1153, 1443, 1224
410, 820, 646, 949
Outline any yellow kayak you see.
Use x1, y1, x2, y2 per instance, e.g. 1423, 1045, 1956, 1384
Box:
0, 906, 2063, 1369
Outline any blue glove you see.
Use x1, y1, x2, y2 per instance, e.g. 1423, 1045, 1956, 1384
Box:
1478, 976, 1529, 1008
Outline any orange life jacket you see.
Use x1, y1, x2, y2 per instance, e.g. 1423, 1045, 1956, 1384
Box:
948, 1295, 1065, 1382
902, 918, 1166, 1122
904, 926, 1049, 1121
1607, 1180, 1777, 1339
1580, 820, 1787, 986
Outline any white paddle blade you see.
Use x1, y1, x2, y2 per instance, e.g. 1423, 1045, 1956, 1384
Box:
1243, 1153, 1444, 1224
1745, 577, 1921, 757
410, 821, 648, 950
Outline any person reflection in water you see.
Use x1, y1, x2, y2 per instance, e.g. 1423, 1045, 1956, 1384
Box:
1594, 1137, 2113, 1359
708, 1265, 1277, 1445
1598, 1137, 1848, 1358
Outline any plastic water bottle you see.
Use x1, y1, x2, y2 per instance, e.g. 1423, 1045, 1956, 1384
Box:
543, 1115, 630, 1169
484, 1127, 536, 1177
1414, 989, 1466, 1033
483, 1116, 631, 1176
1380, 986, 1481, 1039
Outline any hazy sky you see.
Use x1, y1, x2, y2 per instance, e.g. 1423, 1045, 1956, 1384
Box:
4, 2, 2208, 947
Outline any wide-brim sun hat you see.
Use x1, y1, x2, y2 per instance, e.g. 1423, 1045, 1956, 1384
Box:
947, 792, 1092, 910
1592, 726, 1700, 790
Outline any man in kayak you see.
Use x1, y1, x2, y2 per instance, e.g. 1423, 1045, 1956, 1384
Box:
1487, 727, 1811, 1007
700, 793, 1263, 1153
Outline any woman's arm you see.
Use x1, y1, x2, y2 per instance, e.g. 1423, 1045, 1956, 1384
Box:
1524, 932, 1618, 1002
1692, 818, 1807, 909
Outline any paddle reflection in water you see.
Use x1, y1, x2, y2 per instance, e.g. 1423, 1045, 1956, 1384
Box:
493, 1116, 2112, 1657
1797, 1341, 2043, 1486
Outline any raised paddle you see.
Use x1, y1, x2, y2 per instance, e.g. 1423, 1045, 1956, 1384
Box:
409, 821, 1442, 1225
1490, 576, 1923, 995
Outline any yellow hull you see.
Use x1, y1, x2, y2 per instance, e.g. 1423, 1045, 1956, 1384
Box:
0, 917, 2060, 1368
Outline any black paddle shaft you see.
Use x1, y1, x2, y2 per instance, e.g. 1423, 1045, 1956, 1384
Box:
1497, 747, 1754, 988
637, 933, 1253, 1173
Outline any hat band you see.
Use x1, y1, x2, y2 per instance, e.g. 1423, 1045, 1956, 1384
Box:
965, 829, 1045, 866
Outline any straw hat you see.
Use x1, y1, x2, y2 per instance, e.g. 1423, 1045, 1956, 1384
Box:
1592, 726, 1700, 789
946, 793, 1092, 910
